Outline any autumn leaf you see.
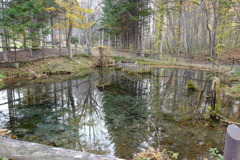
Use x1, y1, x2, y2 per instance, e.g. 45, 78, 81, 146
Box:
0, 129, 11, 136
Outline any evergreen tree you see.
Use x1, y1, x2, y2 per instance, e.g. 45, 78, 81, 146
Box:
0, 0, 50, 48
101, 0, 151, 51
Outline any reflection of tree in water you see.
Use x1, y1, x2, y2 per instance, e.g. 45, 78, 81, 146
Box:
148, 68, 231, 159
150, 68, 216, 119
2, 75, 112, 155
0, 68, 239, 160
101, 72, 149, 159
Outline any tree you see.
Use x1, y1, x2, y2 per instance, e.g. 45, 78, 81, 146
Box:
0, 0, 50, 48
154, 0, 166, 55
77, 0, 103, 56
42, 0, 60, 48
0, 0, 9, 61
101, 0, 151, 52
54, 0, 94, 58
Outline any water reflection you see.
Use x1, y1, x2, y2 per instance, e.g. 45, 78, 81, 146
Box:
0, 68, 239, 159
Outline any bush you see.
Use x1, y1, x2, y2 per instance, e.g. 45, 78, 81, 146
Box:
0, 74, 4, 82
94, 46, 115, 67
0, 74, 5, 89
134, 148, 178, 160
209, 148, 223, 160
74, 53, 89, 58
71, 36, 79, 44
187, 81, 199, 91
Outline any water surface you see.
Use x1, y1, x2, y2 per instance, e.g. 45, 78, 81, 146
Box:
0, 68, 239, 159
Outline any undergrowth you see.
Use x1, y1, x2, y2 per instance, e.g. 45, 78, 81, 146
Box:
0, 74, 5, 89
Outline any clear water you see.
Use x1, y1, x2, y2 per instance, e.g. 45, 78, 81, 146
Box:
0, 68, 239, 159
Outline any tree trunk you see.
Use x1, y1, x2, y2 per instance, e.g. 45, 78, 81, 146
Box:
58, 15, 62, 54
1, 29, 8, 61
101, 29, 104, 46
23, 31, 27, 49
66, 23, 73, 59
51, 12, 55, 48
140, 20, 145, 57
108, 34, 111, 47
156, 0, 165, 56
176, 0, 183, 62
31, 29, 40, 49
115, 34, 117, 48
86, 29, 92, 56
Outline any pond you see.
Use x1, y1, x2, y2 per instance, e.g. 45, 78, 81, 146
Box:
0, 68, 239, 159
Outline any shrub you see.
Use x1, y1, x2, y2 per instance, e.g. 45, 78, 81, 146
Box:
134, 148, 178, 160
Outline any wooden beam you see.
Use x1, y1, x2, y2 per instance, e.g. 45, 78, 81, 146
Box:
0, 137, 118, 160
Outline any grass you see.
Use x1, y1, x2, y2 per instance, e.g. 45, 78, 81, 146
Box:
0, 74, 5, 89
0, 50, 236, 89
112, 56, 135, 62
227, 84, 240, 95
113, 55, 161, 65
0, 74, 4, 81
0, 56, 96, 79
34, 57, 96, 73
73, 52, 90, 58
225, 66, 240, 98
0, 55, 98, 89
233, 66, 240, 77
0, 157, 10, 160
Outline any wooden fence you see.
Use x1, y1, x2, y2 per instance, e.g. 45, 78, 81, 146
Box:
1, 47, 240, 71
0, 45, 82, 66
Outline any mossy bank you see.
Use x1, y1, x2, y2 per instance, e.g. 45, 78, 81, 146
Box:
0, 55, 97, 88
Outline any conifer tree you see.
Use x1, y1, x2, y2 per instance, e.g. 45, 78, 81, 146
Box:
101, 0, 151, 51
0, 0, 51, 48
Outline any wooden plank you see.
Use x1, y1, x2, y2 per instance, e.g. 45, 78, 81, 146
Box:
0, 137, 118, 160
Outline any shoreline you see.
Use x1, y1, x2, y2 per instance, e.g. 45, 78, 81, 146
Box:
0, 54, 239, 98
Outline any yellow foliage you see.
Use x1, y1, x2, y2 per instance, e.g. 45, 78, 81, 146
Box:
190, 0, 200, 5
154, 0, 165, 52
54, 0, 94, 29
231, 21, 237, 27
54, 23, 67, 29
44, 7, 56, 12
215, 0, 232, 56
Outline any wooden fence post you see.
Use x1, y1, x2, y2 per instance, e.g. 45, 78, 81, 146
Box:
30, 48, 33, 58
223, 124, 240, 160
14, 46, 17, 62
231, 59, 235, 71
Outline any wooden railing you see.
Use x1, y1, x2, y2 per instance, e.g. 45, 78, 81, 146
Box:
0, 137, 117, 160
0, 45, 82, 64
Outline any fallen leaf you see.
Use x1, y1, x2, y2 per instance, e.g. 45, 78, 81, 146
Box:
0, 129, 11, 136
